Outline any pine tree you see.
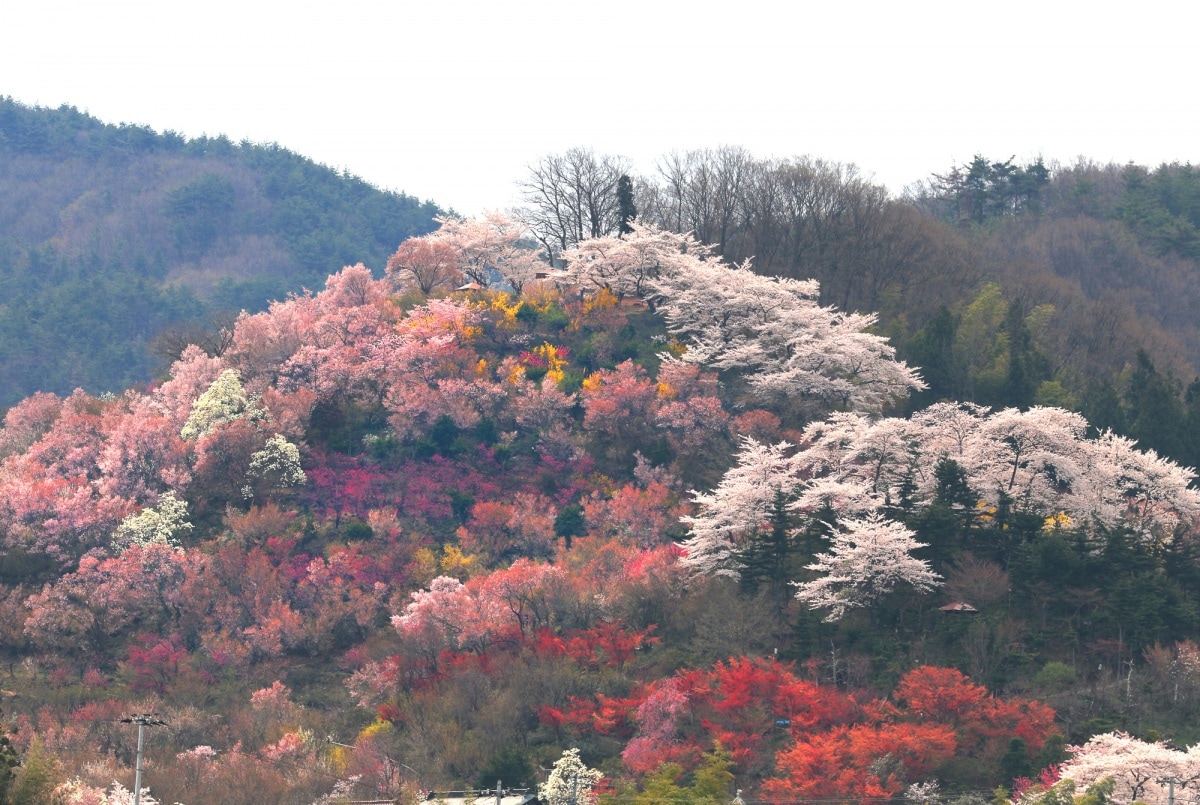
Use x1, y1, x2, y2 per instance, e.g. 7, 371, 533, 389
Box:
737, 489, 797, 606
616, 174, 637, 236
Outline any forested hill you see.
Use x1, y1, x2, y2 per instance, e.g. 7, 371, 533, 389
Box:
7, 218, 1200, 802
0, 97, 442, 406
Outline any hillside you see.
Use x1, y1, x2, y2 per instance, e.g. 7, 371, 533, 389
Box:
0, 97, 442, 406
1, 218, 1199, 803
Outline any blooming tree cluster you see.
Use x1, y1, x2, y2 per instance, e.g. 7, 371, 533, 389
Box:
789, 403, 1200, 541
683, 402, 1200, 609
408, 212, 545, 293
4, 207, 1198, 800
562, 221, 924, 415
1058, 731, 1200, 804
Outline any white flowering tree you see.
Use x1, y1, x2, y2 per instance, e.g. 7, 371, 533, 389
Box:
247, 433, 307, 493
564, 221, 924, 416
1058, 731, 1200, 804
181, 369, 262, 441
111, 491, 191, 552
427, 212, 545, 293
786, 403, 1200, 545
539, 748, 603, 805
562, 221, 708, 301
679, 438, 803, 578
654, 259, 924, 414
794, 513, 941, 621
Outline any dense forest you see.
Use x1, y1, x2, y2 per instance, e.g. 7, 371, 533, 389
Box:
0, 97, 442, 407
3, 105, 1200, 804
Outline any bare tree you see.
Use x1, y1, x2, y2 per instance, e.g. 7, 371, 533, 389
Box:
518, 148, 630, 259
150, 309, 239, 364
652, 146, 752, 255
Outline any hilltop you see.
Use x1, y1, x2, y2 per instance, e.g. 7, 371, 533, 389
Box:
0, 97, 442, 406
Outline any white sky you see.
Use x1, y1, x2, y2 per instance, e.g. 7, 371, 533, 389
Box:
4, 0, 1197, 216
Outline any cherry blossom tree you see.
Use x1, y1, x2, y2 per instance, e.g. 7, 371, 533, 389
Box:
94, 397, 191, 504
393, 560, 568, 656
563, 221, 923, 415
679, 438, 803, 578
385, 237, 461, 294
652, 255, 924, 415
793, 513, 940, 621
24, 543, 200, 665
789, 403, 1200, 544
1058, 731, 1200, 804
685, 403, 1200, 585
562, 221, 706, 301
426, 212, 545, 292
0, 391, 62, 458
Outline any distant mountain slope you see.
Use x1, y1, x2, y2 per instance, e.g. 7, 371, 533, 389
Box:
0, 97, 442, 406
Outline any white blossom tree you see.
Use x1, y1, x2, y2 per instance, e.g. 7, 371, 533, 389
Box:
786, 403, 1200, 545
681, 402, 1200, 615
1059, 731, 1200, 805
247, 434, 307, 491
180, 369, 263, 441
539, 748, 603, 805
793, 513, 940, 621
653, 258, 924, 414
561, 221, 708, 301
563, 221, 924, 416
111, 491, 191, 552
678, 438, 803, 578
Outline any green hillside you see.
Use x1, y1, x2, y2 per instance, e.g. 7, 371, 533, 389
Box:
0, 97, 442, 406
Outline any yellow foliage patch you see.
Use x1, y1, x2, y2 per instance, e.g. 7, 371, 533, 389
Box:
1043, 511, 1073, 532
583, 288, 619, 313
440, 545, 482, 578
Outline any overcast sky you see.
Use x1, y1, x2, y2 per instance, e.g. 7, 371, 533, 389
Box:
4, 0, 1196, 216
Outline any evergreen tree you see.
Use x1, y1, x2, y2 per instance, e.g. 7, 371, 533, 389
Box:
1000, 300, 1043, 409
906, 306, 962, 404
1125, 351, 1184, 459
737, 490, 797, 607
616, 174, 637, 236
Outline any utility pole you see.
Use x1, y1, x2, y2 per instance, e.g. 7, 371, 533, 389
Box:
120, 714, 167, 805
1157, 777, 1181, 805
481, 778, 529, 805
481, 779, 505, 805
